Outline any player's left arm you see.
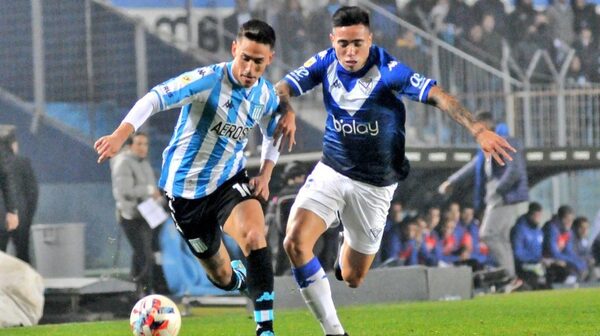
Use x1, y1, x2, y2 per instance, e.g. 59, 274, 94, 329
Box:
250, 93, 284, 201
426, 86, 515, 165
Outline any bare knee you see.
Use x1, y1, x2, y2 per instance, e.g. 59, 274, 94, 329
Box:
283, 233, 310, 262
204, 261, 232, 286
242, 229, 266, 252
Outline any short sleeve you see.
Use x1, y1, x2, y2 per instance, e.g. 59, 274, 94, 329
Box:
385, 61, 437, 103
283, 50, 331, 96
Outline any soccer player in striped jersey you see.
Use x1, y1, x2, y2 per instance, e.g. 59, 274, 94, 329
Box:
95, 20, 295, 336
274, 6, 515, 336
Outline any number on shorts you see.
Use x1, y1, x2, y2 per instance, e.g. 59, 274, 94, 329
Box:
233, 183, 251, 197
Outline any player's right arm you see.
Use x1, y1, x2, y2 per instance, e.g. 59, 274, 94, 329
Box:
95, 66, 219, 163
273, 51, 330, 151
273, 81, 297, 152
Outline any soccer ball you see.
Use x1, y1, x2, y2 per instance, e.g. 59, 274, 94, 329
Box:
129, 294, 181, 336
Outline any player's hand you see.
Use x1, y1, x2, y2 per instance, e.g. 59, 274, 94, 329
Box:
273, 110, 296, 152
249, 175, 270, 202
438, 181, 452, 195
5, 212, 18, 232
475, 130, 516, 166
94, 134, 125, 163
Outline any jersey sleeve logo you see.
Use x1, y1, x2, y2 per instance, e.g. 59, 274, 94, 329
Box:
303, 56, 317, 68
288, 67, 310, 81
410, 73, 426, 89
180, 75, 192, 85
387, 60, 398, 71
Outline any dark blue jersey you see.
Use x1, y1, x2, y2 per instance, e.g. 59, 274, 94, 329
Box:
284, 46, 436, 186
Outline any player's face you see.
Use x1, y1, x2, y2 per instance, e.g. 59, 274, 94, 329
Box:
330, 24, 372, 72
231, 37, 273, 88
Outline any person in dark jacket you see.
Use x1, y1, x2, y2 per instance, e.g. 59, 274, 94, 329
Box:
511, 202, 549, 289
543, 205, 587, 282
0, 133, 37, 263
440, 111, 529, 291
0, 126, 20, 254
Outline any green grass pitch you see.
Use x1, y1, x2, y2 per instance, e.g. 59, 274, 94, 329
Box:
1, 288, 599, 335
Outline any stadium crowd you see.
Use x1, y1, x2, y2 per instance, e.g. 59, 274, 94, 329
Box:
267, 161, 600, 292
373, 200, 599, 291
227, 0, 600, 84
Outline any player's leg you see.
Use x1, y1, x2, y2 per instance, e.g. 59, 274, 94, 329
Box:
166, 196, 246, 294
285, 207, 346, 336
223, 199, 274, 336
336, 243, 376, 288
283, 162, 347, 336
334, 178, 397, 288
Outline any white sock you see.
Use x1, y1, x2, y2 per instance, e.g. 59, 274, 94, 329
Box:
293, 258, 345, 335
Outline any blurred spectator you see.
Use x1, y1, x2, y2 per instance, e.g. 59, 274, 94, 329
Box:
546, 0, 575, 46
566, 55, 590, 86
444, 201, 462, 228
276, 0, 307, 68
543, 205, 588, 282
573, 28, 600, 82
573, 0, 599, 37
111, 132, 164, 296
419, 205, 442, 266
0, 133, 37, 264
371, 0, 400, 49
306, 0, 341, 51
394, 29, 429, 71
223, 0, 253, 51
439, 113, 529, 291
472, 0, 507, 37
398, 217, 420, 266
266, 161, 306, 275
507, 0, 537, 45
439, 217, 471, 265
460, 25, 487, 61
402, 0, 437, 30
378, 199, 405, 264
0, 126, 19, 255
479, 14, 503, 67
511, 202, 549, 290
572, 216, 596, 281
428, 0, 474, 45
460, 206, 493, 267
514, 13, 553, 76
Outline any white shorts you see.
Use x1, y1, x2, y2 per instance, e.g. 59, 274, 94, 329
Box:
291, 162, 397, 255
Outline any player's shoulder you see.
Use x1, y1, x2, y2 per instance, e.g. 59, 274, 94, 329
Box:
304, 48, 336, 69
373, 46, 411, 74
172, 63, 222, 86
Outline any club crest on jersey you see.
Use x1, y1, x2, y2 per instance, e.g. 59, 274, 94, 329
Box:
358, 78, 373, 94
250, 104, 264, 120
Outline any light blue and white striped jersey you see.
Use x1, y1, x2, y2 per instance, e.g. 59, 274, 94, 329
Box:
151, 62, 280, 199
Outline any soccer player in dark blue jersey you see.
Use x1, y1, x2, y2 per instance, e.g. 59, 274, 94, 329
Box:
273, 6, 515, 336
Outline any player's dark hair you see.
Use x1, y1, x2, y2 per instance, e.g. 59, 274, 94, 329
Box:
283, 160, 305, 181
237, 19, 276, 49
527, 202, 542, 215
475, 111, 494, 123
573, 216, 589, 232
475, 110, 496, 130
557, 205, 574, 219
332, 6, 370, 28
